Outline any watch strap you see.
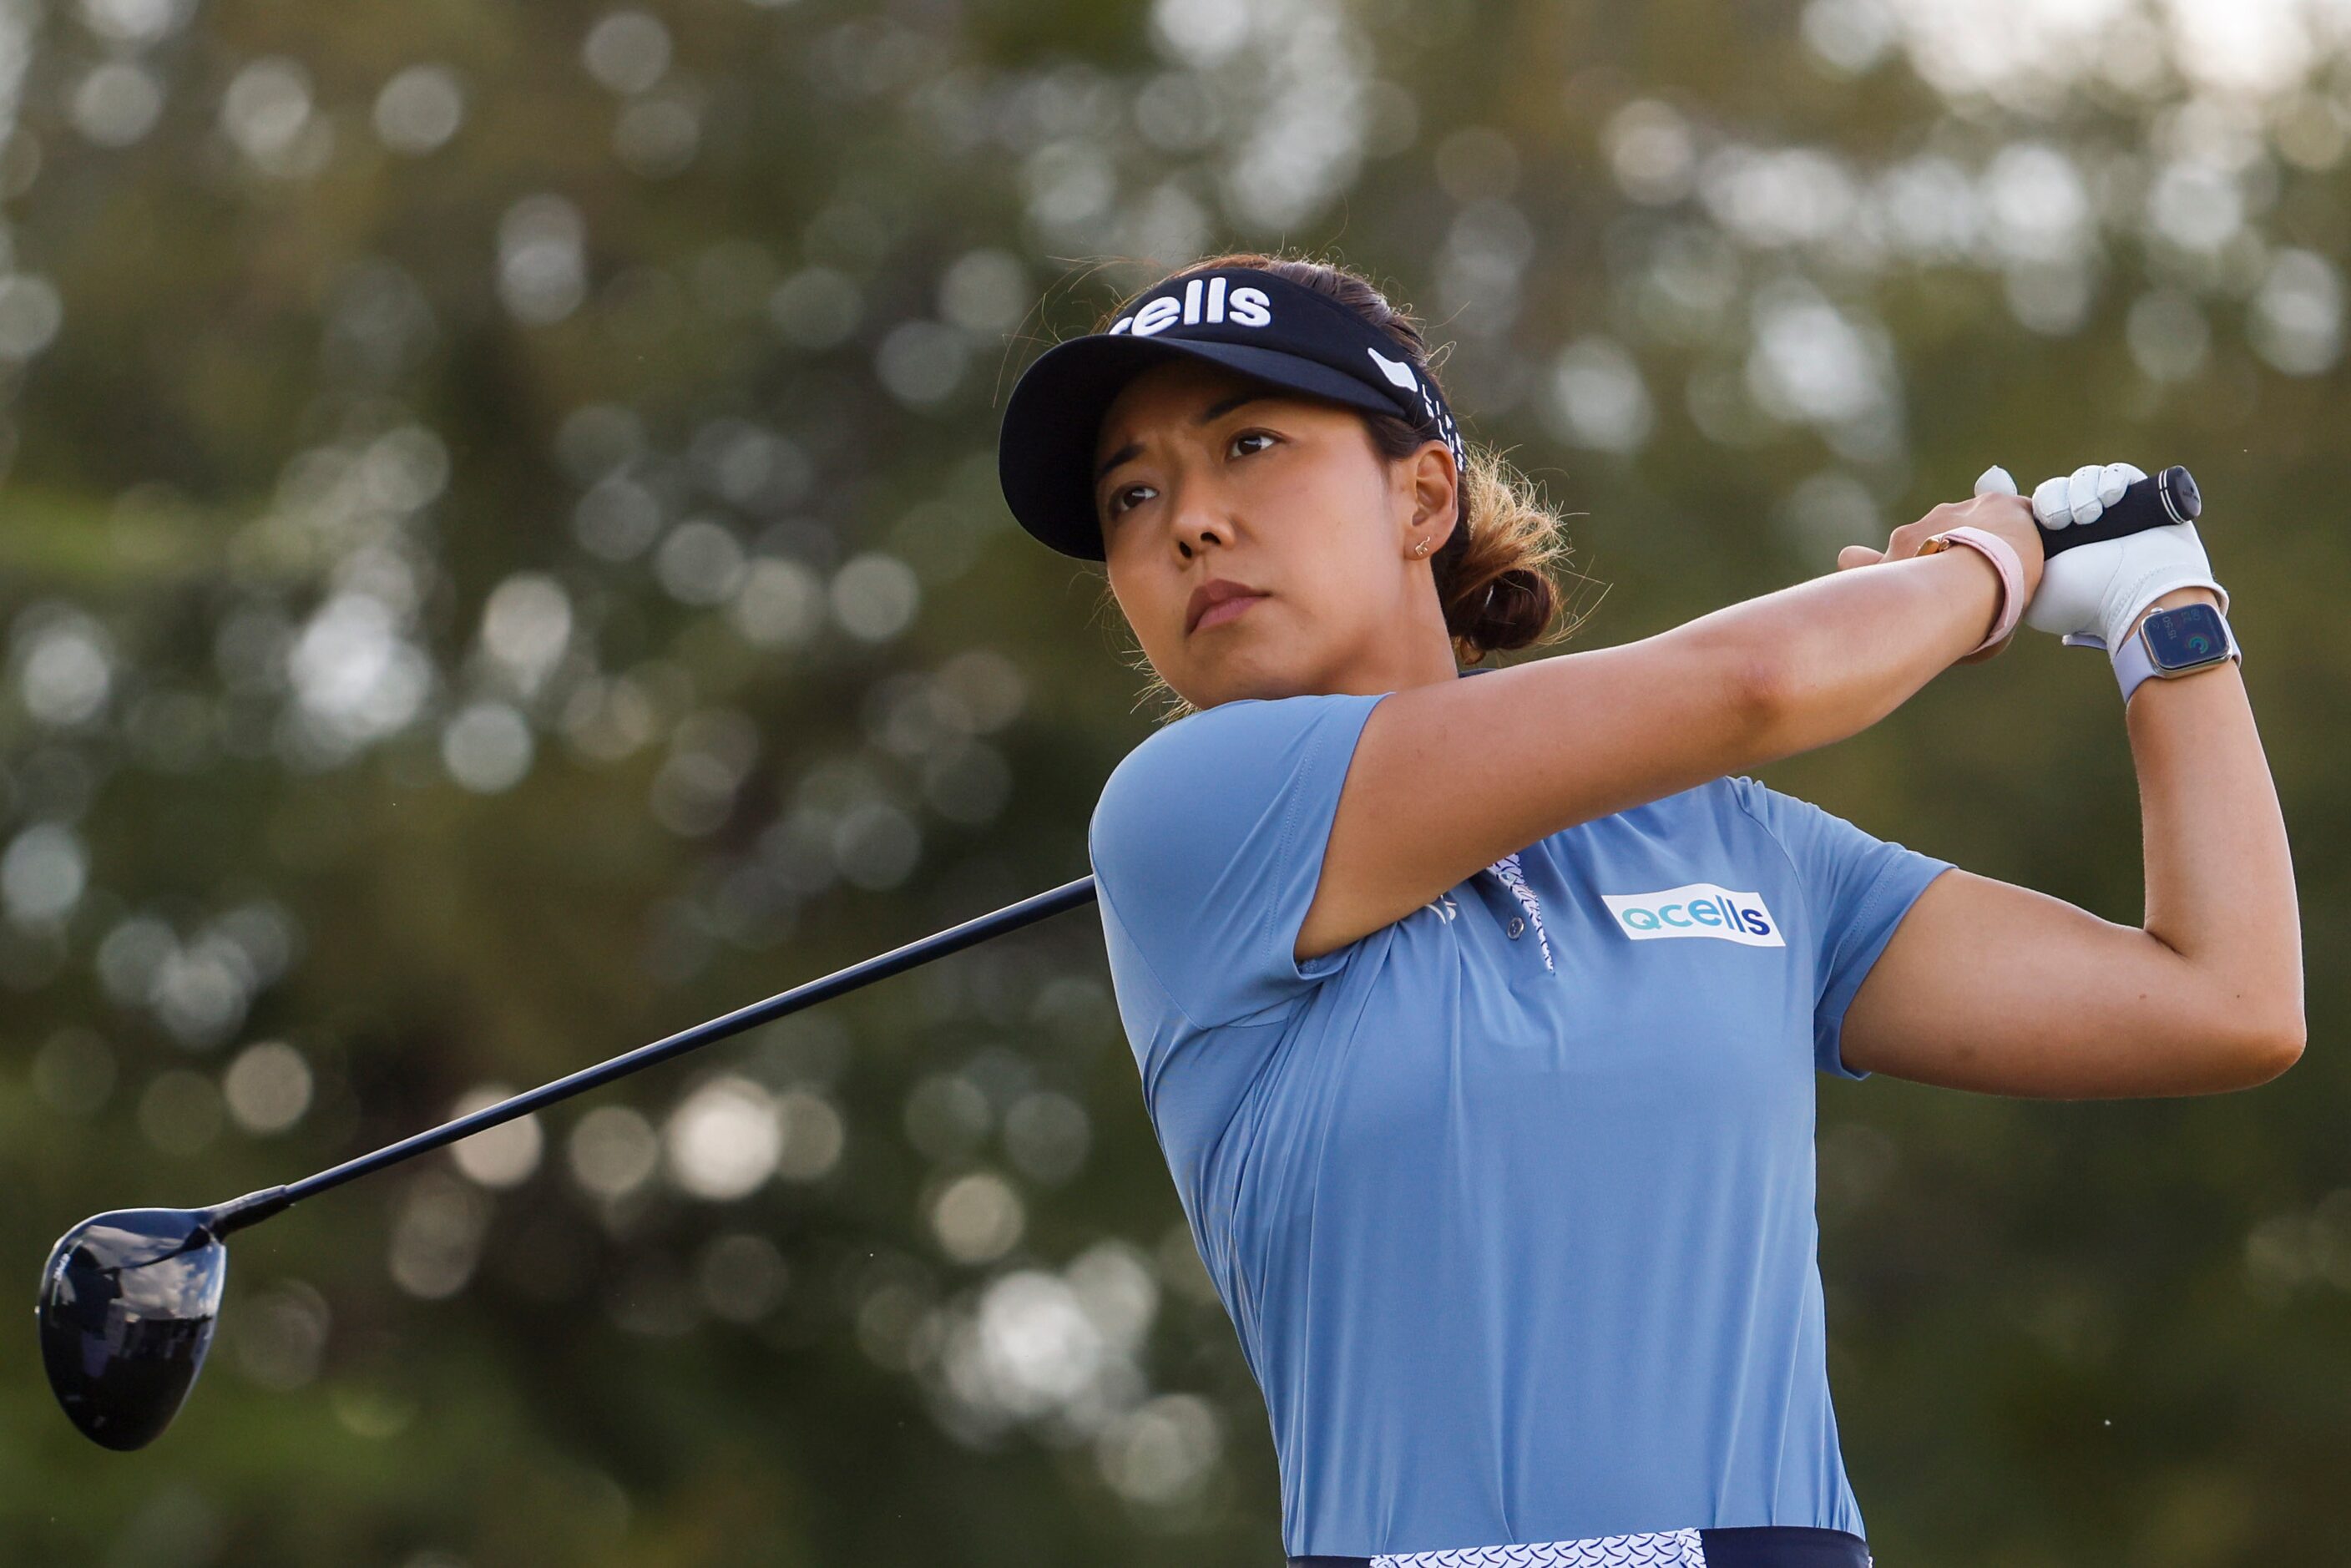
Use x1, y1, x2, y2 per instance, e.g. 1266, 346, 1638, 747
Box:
2112, 605, 2240, 707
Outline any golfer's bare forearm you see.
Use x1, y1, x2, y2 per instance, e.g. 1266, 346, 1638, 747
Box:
1700, 547, 2005, 763
1313, 545, 2007, 958
2126, 588, 2305, 1051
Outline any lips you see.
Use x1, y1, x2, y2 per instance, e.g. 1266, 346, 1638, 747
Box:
1186, 579, 1267, 635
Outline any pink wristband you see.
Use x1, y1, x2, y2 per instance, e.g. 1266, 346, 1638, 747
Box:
1922, 524, 2025, 655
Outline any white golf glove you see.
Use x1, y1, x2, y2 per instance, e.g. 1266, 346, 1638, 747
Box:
2020, 462, 2228, 651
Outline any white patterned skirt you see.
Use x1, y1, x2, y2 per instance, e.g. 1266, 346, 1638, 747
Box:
1291, 1525, 1871, 1568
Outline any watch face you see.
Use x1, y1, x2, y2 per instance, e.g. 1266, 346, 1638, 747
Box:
2142, 602, 2230, 671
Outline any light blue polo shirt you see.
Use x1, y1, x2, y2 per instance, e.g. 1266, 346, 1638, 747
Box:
1087, 681, 1954, 1559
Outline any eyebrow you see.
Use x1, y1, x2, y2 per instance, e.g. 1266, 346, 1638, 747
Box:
1095, 441, 1142, 485
1195, 392, 1266, 425
1094, 393, 1269, 484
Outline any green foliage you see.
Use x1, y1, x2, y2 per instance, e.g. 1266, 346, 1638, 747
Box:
0, 0, 2342, 1562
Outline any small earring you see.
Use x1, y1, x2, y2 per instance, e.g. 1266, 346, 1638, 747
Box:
1412, 539, 1431, 558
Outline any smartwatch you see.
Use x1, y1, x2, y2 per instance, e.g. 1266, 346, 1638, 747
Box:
2112, 601, 2239, 707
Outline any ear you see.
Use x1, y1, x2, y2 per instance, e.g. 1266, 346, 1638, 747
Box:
1401, 439, 1460, 555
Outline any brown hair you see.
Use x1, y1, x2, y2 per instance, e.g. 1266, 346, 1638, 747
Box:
1090, 251, 1600, 716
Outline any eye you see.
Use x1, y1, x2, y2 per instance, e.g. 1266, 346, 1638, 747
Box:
1105, 482, 1157, 518
1228, 429, 1279, 459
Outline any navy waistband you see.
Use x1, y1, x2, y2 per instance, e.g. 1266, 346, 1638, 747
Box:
1291, 1525, 1869, 1568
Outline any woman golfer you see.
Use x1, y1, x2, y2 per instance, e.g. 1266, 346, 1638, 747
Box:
994, 255, 2303, 1567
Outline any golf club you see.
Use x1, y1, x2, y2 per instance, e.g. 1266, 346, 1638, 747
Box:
35, 462, 2207, 1455
38, 874, 1099, 1451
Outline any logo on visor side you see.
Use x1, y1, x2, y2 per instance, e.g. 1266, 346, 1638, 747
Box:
1109, 276, 1273, 337
1366, 346, 1419, 391
1366, 346, 1464, 468
1600, 883, 1785, 948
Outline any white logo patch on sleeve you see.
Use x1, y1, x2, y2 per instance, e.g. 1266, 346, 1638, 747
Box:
1600, 882, 1784, 947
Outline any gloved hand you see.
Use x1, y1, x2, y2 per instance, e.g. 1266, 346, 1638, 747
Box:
2020, 462, 2229, 651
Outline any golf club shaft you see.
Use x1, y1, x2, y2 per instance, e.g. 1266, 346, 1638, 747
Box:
207, 876, 1100, 1237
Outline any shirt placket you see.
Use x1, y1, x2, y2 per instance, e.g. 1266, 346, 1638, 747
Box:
1483, 851, 1555, 974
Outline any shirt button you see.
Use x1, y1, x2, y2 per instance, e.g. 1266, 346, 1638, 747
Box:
1506, 917, 1525, 939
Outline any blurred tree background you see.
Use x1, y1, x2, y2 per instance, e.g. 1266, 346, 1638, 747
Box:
0, 0, 2343, 1561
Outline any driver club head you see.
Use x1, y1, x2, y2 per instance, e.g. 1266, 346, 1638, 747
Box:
38, 1207, 230, 1451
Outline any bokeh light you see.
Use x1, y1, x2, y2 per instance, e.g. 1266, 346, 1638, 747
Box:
447, 1085, 545, 1188
568, 1105, 664, 1201
389, 1171, 488, 1299
928, 1170, 1026, 1265
695, 1232, 790, 1322
665, 1075, 781, 1200
138, 1068, 222, 1155
372, 64, 464, 155
222, 1041, 313, 1135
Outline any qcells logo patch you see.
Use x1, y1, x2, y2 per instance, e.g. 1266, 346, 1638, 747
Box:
1600, 883, 1784, 948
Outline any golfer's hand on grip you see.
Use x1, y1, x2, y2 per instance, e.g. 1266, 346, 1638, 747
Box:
1834, 464, 2045, 665
2021, 460, 2227, 651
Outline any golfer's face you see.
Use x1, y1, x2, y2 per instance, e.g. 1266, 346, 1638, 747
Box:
1094, 359, 1413, 706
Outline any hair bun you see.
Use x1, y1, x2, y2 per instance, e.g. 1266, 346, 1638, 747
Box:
1433, 447, 1580, 664
1450, 566, 1556, 660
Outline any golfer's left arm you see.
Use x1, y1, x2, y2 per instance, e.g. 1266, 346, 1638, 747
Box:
1838, 585, 2306, 1095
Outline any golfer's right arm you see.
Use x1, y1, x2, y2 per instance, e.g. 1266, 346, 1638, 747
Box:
1298, 508, 2018, 960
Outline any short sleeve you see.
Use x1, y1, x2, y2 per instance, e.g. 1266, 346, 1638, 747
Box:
1727, 776, 1955, 1080
1090, 692, 1388, 1030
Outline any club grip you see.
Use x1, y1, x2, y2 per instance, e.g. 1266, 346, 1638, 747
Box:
2037, 465, 2201, 559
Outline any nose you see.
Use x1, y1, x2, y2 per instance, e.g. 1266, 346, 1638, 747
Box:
1167, 476, 1231, 559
